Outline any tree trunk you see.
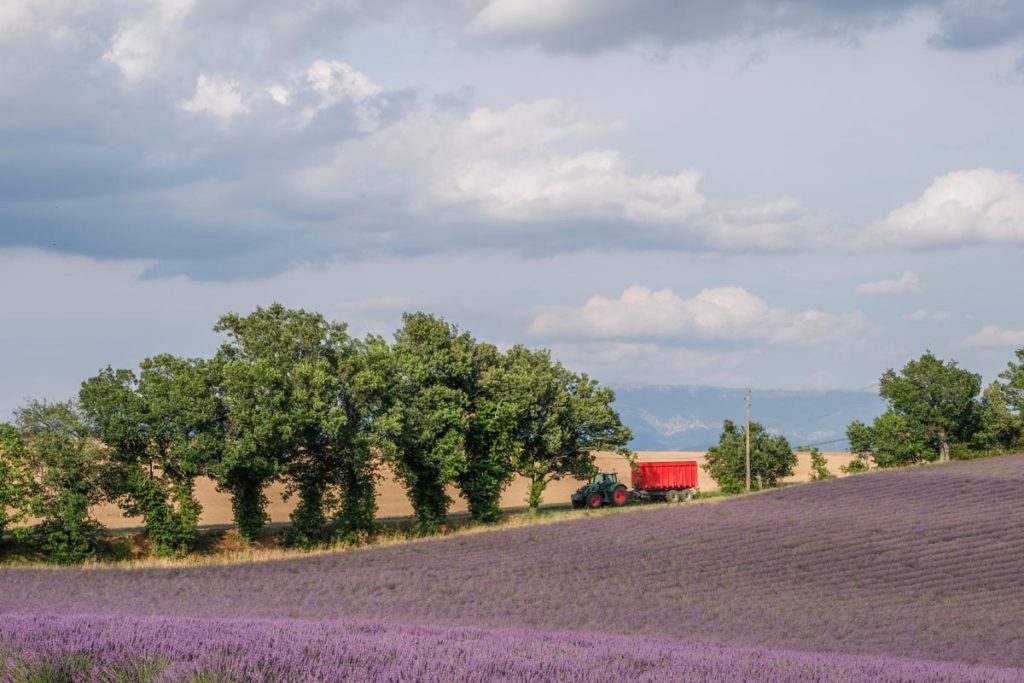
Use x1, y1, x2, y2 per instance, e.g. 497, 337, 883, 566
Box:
526, 476, 547, 511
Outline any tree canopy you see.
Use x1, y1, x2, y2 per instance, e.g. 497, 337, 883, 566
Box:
491, 346, 633, 510
80, 355, 222, 555
704, 419, 795, 494
850, 351, 983, 467
14, 401, 107, 564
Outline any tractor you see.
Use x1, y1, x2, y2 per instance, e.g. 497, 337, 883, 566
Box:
571, 472, 628, 509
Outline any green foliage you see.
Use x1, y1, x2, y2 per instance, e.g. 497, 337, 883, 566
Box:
0, 422, 32, 539
7, 304, 636, 550
849, 411, 932, 468
79, 356, 221, 556
487, 346, 633, 511
458, 344, 521, 523
213, 304, 379, 546
878, 351, 981, 462
840, 456, 870, 474
807, 447, 834, 481
15, 400, 107, 565
374, 313, 477, 533
977, 349, 1024, 451
703, 419, 796, 494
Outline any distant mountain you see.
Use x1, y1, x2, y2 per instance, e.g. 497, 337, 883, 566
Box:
612, 384, 884, 451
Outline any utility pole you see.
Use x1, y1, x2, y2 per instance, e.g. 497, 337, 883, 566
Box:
745, 391, 751, 492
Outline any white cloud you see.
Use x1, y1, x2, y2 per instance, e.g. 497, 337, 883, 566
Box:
902, 309, 951, 322
530, 285, 870, 346
867, 169, 1024, 248
856, 271, 921, 295
105, 0, 195, 82
964, 326, 1024, 347
294, 97, 824, 251
465, 0, 598, 40
180, 74, 251, 123
302, 60, 383, 130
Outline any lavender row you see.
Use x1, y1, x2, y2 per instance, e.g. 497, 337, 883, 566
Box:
2, 613, 1022, 683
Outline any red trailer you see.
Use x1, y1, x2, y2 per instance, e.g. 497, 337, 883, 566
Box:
631, 461, 699, 502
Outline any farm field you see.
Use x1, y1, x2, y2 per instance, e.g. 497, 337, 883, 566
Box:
2, 454, 1023, 680
82, 450, 857, 529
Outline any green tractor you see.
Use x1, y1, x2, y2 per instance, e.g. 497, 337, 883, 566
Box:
571, 472, 629, 509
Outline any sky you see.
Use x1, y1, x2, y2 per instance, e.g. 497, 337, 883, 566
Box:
2, 0, 1024, 418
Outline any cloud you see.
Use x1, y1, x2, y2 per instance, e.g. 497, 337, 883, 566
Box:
964, 325, 1024, 347
294, 97, 827, 255
865, 169, 1024, 249
929, 1, 1024, 51
902, 309, 951, 322
181, 74, 251, 124
462, 0, 929, 52
461, 1, 1024, 55
0, 2, 828, 278
530, 285, 871, 346
856, 271, 922, 295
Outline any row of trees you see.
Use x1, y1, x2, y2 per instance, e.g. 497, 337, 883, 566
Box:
0, 305, 632, 563
848, 350, 1024, 468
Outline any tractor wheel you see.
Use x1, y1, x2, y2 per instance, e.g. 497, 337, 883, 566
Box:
611, 486, 628, 507
586, 492, 603, 509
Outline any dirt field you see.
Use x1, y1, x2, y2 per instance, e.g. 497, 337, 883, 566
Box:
87, 451, 856, 529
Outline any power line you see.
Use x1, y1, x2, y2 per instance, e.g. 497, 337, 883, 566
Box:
799, 437, 848, 448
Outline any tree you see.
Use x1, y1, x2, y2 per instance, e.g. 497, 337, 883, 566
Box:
0, 423, 32, 540
492, 347, 633, 511
213, 304, 376, 545
978, 348, 1024, 451
79, 356, 222, 556
15, 401, 107, 564
807, 447, 834, 481
846, 411, 931, 468
457, 342, 512, 523
704, 420, 796, 494
374, 313, 477, 533
878, 351, 981, 462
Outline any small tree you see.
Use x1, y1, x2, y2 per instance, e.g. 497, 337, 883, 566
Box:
807, 447, 834, 481
845, 411, 931, 469
0, 423, 32, 540
80, 356, 222, 556
497, 347, 632, 511
878, 351, 981, 462
15, 401, 107, 565
704, 420, 796, 494
978, 349, 1024, 451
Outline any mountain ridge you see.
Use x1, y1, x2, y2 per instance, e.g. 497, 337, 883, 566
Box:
612, 384, 884, 450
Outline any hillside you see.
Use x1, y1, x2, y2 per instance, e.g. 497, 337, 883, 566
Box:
614, 384, 884, 449
3, 455, 1023, 679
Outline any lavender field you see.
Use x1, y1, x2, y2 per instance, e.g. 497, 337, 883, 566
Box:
2, 613, 1021, 683
3, 455, 1024, 681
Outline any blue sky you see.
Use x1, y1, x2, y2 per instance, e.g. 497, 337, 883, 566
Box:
2, 0, 1024, 417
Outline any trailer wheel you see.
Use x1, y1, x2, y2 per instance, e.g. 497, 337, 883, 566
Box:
682, 489, 694, 502
586, 492, 603, 509
666, 490, 679, 503
611, 486, 628, 507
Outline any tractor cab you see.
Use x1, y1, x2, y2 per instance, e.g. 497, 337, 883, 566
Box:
571, 471, 629, 510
